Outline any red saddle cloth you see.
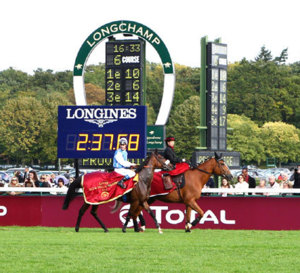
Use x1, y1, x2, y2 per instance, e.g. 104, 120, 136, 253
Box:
82, 171, 138, 205
150, 162, 190, 197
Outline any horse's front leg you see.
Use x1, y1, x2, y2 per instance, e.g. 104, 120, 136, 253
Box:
143, 201, 163, 234
187, 199, 205, 227
185, 206, 192, 232
90, 205, 108, 233
76, 203, 90, 232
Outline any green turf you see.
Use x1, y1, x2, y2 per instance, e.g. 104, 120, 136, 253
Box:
0, 227, 299, 273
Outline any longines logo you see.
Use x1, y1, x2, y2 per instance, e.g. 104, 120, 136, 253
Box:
66, 107, 137, 128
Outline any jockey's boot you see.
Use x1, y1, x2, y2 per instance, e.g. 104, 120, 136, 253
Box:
117, 177, 127, 189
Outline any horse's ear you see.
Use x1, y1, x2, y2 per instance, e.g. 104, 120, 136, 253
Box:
214, 152, 221, 160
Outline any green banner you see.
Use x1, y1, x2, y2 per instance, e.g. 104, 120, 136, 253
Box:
147, 125, 165, 149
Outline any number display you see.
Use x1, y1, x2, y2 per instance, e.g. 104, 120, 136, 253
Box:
67, 133, 140, 152
206, 42, 228, 150
105, 40, 145, 106
57, 105, 147, 159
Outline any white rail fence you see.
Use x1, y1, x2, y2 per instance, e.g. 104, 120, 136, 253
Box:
1, 187, 300, 195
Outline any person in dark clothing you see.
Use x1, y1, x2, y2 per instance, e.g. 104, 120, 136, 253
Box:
163, 136, 185, 165
241, 166, 256, 195
292, 166, 300, 195
162, 136, 186, 190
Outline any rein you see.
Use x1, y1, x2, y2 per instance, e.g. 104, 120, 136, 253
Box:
194, 167, 213, 175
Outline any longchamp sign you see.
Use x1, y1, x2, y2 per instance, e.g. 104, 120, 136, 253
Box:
1, 196, 300, 230
73, 20, 175, 125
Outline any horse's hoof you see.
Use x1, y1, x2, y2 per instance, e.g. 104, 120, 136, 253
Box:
185, 229, 191, 233
104, 229, 109, 233
122, 229, 126, 233
75, 227, 79, 232
138, 228, 144, 233
140, 226, 146, 231
158, 228, 163, 234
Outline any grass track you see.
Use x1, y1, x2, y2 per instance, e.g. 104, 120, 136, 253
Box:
0, 226, 299, 273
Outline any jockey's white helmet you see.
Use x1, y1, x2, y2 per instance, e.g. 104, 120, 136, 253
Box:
119, 138, 128, 145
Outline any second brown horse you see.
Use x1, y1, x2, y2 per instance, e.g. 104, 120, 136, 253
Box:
112, 152, 233, 232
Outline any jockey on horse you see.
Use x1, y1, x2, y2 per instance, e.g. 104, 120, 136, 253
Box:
114, 137, 137, 189
162, 136, 190, 189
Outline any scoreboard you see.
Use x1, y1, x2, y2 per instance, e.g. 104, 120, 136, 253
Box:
206, 42, 228, 150
105, 39, 145, 106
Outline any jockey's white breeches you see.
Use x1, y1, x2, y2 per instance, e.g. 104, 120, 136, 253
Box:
114, 168, 135, 178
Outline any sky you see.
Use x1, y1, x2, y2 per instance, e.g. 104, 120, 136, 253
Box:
1, 0, 299, 74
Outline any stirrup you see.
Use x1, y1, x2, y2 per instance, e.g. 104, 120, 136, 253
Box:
117, 179, 126, 189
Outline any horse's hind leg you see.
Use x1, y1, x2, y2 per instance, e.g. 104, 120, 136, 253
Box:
138, 213, 146, 231
122, 210, 132, 233
75, 203, 90, 232
143, 201, 162, 234
90, 205, 108, 233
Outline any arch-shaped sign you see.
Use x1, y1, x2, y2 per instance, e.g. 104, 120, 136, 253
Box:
73, 20, 175, 125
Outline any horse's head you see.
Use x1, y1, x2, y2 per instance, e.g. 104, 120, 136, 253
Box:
213, 152, 233, 181
152, 151, 174, 171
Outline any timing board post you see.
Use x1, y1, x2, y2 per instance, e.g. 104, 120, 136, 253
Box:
193, 36, 240, 171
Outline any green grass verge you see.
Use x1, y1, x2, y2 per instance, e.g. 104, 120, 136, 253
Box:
0, 227, 299, 273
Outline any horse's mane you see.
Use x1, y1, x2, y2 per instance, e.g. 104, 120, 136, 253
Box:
197, 154, 223, 166
135, 155, 151, 173
198, 156, 213, 165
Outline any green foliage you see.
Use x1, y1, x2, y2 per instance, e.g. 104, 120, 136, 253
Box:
261, 122, 300, 164
227, 47, 300, 128
167, 96, 200, 159
227, 114, 265, 164
0, 97, 49, 164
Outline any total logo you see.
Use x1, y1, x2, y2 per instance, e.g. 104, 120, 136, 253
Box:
0, 206, 7, 216
119, 205, 235, 227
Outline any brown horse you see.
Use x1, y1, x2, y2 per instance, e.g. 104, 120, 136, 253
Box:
112, 152, 233, 232
62, 151, 173, 233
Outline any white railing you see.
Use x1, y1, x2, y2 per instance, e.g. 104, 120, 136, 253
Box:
0, 187, 300, 195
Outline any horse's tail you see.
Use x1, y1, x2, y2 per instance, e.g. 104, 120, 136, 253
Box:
110, 199, 123, 214
62, 177, 82, 210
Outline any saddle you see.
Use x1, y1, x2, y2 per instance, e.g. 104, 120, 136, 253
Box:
162, 173, 185, 190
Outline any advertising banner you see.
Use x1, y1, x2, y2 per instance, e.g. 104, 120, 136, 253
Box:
1, 196, 300, 230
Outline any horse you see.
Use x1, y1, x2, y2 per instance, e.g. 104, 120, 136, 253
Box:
62, 151, 173, 233
112, 152, 233, 232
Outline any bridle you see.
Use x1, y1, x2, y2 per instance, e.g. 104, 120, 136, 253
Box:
194, 157, 228, 177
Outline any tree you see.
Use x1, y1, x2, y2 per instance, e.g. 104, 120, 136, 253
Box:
0, 97, 49, 164
261, 122, 300, 166
227, 114, 265, 164
167, 96, 200, 159
227, 48, 300, 128
38, 92, 72, 163
67, 83, 105, 105
255, 46, 273, 62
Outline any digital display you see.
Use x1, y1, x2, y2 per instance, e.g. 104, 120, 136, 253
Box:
57, 105, 147, 158
206, 42, 228, 150
105, 40, 145, 106
192, 151, 240, 168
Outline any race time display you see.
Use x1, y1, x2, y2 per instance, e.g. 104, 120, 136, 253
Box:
105, 39, 145, 106
57, 106, 147, 158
